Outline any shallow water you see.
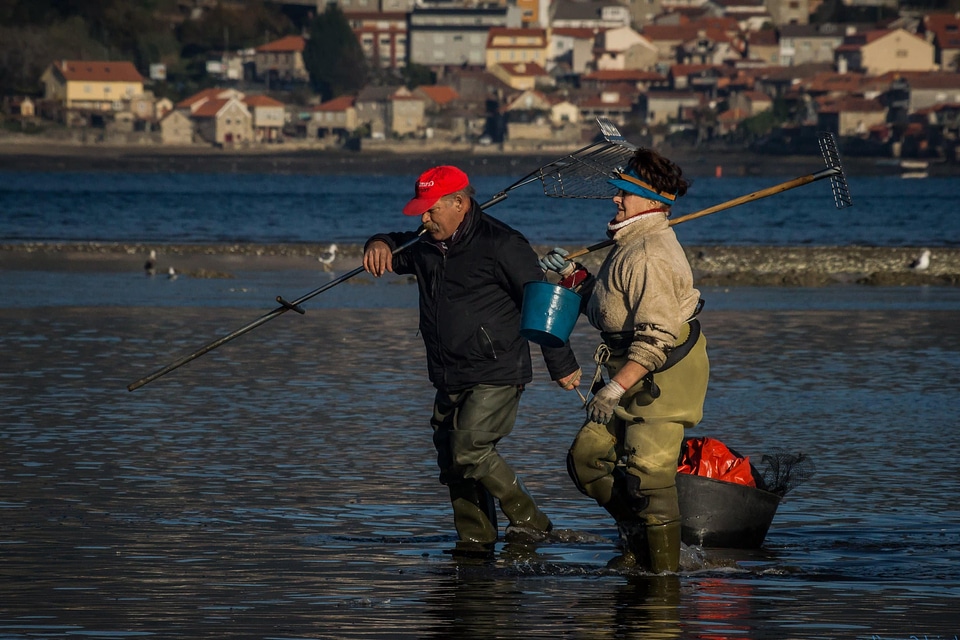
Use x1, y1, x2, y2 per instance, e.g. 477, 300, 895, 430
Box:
3, 272, 960, 639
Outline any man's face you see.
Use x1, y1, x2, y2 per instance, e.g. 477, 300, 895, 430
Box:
421, 193, 466, 241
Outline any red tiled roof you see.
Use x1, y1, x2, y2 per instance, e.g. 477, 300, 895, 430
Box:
925, 13, 960, 48
54, 60, 143, 83
313, 96, 356, 112
192, 98, 248, 118
552, 27, 603, 39
577, 93, 634, 108
816, 96, 884, 113
176, 88, 239, 109
582, 69, 665, 82
244, 95, 284, 107
256, 35, 306, 53
416, 85, 460, 105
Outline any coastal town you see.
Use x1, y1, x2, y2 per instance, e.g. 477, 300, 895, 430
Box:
2, 0, 960, 166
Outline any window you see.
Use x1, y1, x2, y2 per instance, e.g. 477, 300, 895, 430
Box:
896, 49, 908, 57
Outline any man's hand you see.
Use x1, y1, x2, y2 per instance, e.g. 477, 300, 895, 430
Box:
588, 380, 626, 424
363, 240, 393, 277
539, 247, 575, 277
557, 368, 582, 391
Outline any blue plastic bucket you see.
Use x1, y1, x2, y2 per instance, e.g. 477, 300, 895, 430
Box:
520, 281, 581, 348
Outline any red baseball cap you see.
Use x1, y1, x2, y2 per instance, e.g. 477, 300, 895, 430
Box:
402, 166, 469, 216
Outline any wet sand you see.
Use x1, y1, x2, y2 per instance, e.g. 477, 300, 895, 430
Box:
3, 241, 958, 287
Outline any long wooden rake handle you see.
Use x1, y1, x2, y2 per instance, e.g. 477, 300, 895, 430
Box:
563, 166, 845, 261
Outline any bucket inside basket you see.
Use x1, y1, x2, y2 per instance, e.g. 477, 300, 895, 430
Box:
519, 281, 581, 348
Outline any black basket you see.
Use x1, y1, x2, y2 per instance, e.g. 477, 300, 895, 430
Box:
676, 472, 781, 548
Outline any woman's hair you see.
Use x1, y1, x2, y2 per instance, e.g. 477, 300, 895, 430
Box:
628, 148, 690, 199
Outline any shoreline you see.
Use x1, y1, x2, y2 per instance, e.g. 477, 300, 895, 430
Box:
3, 241, 958, 287
0, 138, 940, 178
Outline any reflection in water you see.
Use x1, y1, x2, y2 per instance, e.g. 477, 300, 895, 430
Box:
2, 303, 960, 638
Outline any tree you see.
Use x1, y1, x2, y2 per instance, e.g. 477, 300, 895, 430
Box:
303, 3, 367, 101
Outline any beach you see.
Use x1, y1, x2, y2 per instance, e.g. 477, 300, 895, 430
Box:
0, 135, 930, 178
3, 240, 958, 287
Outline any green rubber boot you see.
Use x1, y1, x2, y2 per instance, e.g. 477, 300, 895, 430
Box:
645, 520, 681, 574
481, 461, 552, 539
448, 480, 498, 545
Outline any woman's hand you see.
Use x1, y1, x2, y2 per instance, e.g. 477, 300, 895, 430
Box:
539, 247, 575, 277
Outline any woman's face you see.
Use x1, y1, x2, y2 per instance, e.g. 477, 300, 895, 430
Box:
612, 189, 658, 223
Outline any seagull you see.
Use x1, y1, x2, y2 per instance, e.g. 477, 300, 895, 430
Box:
909, 249, 931, 271
167, 266, 178, 281
144, 249, 157, 276
318, 243, 338, 271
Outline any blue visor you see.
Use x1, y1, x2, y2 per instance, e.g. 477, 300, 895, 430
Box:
608, 169, 677, 205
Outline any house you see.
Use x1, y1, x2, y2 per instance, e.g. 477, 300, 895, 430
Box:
408, 4, 520, 68
641, 18, 743, 66
922, 13, 960, 72
549, 97, 581, 126
550, 0, 630, 30
837, 28, 937, 76
40, 60, 144, 125
346, 11, 408, 71
580, 69, 667, 92
644, 90, 703, 125
778, 23, 845, 67
765, 0, 809, 27
5, 96, 35, 118
176, 88, 245, 113
356, 85, 394, 138
891, 71, 960, 113
485, 27, 549, 69
729, 89, 773, 115
389, 87, 426, 137
549, 27, 601, 74
244, 94, 285, 142
593, 26, 658, 71
254, 35, 308, 84
745, 29, 781, 66
503, 89, 553, 140
489, 61, 552, 91
516, 0, 550, 27
129, 92, 159, 124
192, 97, 253, 145
714, 0, 773, 31
716, 106, 750, 134
816, 95, 886, 137
159, 109, 195, 145
577, 90, 637, 126
310, 95, 358, 140
669, 64, 726, 97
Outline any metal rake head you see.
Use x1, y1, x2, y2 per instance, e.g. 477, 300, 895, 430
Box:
818, 132, 853, 209
537, 118, 637, 199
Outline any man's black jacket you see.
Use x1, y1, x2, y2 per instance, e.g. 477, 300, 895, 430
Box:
367, 201, 579, 392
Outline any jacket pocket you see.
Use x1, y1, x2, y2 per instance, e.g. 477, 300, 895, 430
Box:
477, 325, 498, 360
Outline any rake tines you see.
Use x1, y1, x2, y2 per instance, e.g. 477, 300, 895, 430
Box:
818, 132, 853, 209
537, 118, 637, 199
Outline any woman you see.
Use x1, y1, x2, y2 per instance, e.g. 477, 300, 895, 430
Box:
540, 148, 709, 572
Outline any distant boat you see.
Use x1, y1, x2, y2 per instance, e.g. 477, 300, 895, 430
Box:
901, 171, 929, 179
900, 159, 930, 171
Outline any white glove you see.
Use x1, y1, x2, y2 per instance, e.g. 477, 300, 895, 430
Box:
539, 247, 575, 277
588, 380, 626, 424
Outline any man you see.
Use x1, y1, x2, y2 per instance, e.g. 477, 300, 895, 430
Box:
363, 165, 582, 549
